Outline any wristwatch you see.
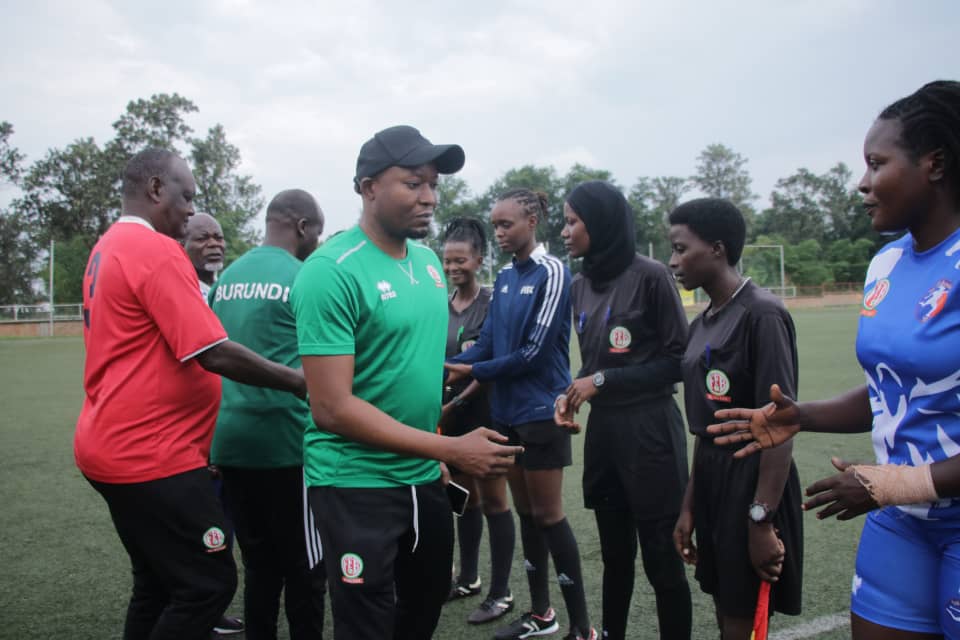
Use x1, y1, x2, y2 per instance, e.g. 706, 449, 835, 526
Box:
748, 501, 775, 524
452, 395, 467, 409
592, 370, 605, 388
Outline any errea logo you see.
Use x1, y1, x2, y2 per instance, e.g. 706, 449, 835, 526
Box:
377, 280, 397, 301
520, 285, 535, 295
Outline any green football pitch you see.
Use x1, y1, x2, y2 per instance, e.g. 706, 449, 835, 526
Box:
0, 306, 872, 639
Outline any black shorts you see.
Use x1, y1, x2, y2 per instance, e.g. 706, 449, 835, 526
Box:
495, 419, 571, 470
582, 397, 688, 517
308, 481, 454, 640
692, 438, 803, 618
443, 396, 492, 438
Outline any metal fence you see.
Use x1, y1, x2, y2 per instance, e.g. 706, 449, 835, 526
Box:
0, 304, 83, 323
683, 281, 862, 307
1, 283, 864, 326
793, 282, 863, 298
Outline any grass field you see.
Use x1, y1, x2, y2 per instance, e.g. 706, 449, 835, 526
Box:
0, 307, 873, 639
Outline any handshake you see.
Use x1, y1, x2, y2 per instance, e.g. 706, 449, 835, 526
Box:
553, 393, 581, 434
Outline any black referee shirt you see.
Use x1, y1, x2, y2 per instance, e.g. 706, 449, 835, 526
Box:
445, 287, 492, 396
571, 255, 688, 407
682, 280, 798, 439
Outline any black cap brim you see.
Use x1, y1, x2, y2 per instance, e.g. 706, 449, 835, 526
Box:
395, 143, 465, 175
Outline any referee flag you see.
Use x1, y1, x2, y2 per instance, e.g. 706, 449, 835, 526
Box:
750, 581, 771, 640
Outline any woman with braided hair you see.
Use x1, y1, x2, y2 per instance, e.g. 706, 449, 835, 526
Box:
447, 189, 596, 640
709, 80, 960, 638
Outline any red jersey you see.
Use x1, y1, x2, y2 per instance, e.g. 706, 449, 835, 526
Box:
75, 217, 228, 483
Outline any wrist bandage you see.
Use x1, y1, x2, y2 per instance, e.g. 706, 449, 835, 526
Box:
849, 463, 939, 506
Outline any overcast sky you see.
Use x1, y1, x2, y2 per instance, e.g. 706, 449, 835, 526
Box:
2, 0, 958, 236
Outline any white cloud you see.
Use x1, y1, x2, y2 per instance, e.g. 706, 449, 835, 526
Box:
1, 0, 957, 234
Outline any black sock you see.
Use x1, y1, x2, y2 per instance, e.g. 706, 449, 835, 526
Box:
595, 509, 637, 640
543, 518, 590, 634
456, 505, 483, 584
485, 509, 515, 599
518, 513, 550, 615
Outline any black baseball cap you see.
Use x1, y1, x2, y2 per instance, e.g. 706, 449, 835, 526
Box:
354, 125, 465, 192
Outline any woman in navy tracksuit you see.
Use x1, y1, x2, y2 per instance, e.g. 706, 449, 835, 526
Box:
447, 188, 595, 640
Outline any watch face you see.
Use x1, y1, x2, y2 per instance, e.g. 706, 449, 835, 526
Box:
593, 372, 604, 386
749, 504, 768, 522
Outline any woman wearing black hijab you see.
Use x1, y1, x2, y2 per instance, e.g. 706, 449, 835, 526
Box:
556, 181, 692, 640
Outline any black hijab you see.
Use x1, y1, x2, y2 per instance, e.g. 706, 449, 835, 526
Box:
566, 180, 636, 290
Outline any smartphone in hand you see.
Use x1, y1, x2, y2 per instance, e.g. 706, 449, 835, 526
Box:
446, 480, 470, 517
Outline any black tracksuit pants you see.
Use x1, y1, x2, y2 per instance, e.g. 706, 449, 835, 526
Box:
220, 465, 326, 640
88, 467, 237, 640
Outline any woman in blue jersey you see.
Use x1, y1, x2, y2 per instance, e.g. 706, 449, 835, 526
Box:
447, 188, 596, 640
709, 80, 960, 639
439, 217, 517, 627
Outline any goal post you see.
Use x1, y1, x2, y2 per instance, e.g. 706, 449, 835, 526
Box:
740, 244, 793, 298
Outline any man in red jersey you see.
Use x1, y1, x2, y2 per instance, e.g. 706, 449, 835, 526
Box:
75, 148, 305, 640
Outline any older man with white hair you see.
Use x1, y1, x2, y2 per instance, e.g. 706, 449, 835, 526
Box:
183, 212, 226, 300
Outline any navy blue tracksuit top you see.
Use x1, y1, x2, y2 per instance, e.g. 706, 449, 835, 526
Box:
450, 245, 572, 426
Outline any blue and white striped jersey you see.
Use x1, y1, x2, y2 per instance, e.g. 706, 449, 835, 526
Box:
857, 226, 960, 519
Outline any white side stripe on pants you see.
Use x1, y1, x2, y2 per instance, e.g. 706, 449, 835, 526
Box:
410, 485, 420, 553
303, 472, 323, 568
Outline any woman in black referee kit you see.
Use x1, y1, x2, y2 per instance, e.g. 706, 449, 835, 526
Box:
555, 180, 692, 640
668, 198, 803, 639
438, 218, 517, 626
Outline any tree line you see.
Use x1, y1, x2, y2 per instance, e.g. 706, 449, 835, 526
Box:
0, 94, 262, 305
430, 143, 880, 288
0, 94, 881, 306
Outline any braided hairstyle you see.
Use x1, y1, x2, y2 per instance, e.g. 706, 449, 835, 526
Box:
497, 188, 549, 222
441, 217, 486, 255
879, 80, 960, 196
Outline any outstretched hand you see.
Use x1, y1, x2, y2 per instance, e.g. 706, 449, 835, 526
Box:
447, 427, 523, 477
565, 376, 597, 414
706, 384, 802, 458
444, 363, 473, 385
803, 457, 878, 521
553, 394, 581, 434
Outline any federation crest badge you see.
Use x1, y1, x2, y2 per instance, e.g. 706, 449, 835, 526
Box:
426, 264, 444, 288
202, 527, 226, 553
341, 553, 365, 584
705, 368, 731, 402
861, 278, 890, 317
461, 339, 477, 352
608, 326, 632, 353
